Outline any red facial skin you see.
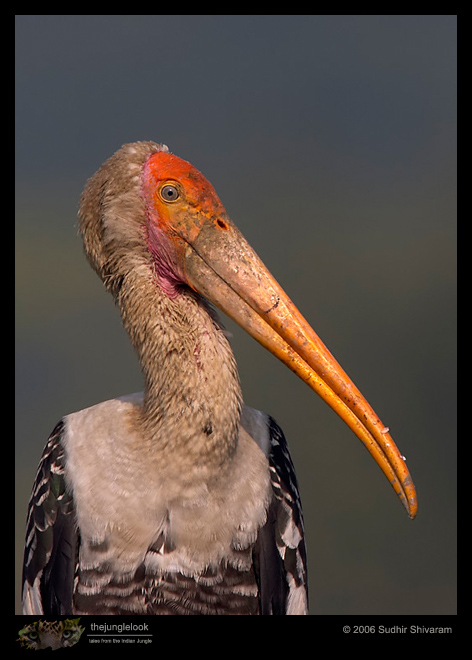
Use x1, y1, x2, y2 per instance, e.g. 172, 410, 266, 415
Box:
142, 151, 231, 297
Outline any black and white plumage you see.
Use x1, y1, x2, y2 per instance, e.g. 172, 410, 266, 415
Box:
22, 141, 416, 616
23, 405, 307, 615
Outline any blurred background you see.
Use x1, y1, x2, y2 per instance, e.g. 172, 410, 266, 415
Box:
16, 15, 456, 615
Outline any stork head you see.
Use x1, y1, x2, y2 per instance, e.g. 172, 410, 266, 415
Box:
78, 141, 417, 519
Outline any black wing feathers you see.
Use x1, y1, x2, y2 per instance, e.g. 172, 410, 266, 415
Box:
22, 420, 77, 615
255, 416, 308, 614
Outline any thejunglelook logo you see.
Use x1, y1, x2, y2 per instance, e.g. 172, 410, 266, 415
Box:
17, 618, 85, 650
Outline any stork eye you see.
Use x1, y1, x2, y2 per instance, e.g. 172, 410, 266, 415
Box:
159, 184, 180, 202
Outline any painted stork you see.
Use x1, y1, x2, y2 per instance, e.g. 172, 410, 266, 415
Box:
22, 142, 417, 616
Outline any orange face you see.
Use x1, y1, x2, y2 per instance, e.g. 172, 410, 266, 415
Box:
142, 151, 233, 295
143, 151, 229, 241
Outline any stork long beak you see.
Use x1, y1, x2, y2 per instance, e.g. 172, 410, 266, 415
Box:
182, 217, 417, 519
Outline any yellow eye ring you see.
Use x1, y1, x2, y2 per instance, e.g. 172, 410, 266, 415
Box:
159, 183, 180, 203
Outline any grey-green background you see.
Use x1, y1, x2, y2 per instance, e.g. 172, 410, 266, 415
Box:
16, 15, 456, 615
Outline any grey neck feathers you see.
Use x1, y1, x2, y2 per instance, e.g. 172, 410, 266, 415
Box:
117, 267, 243, 472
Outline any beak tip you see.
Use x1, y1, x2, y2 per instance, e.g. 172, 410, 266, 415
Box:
405, 477, 418, 520
409, 502, 418, 520
402, 481, 418, 520
391, 473, 417, 519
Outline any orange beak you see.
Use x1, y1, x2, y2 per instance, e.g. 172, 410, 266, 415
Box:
183, 219, 417, 519
144, 151, 418, 519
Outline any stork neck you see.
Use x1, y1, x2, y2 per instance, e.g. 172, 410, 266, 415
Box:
117, 268, 243, 470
